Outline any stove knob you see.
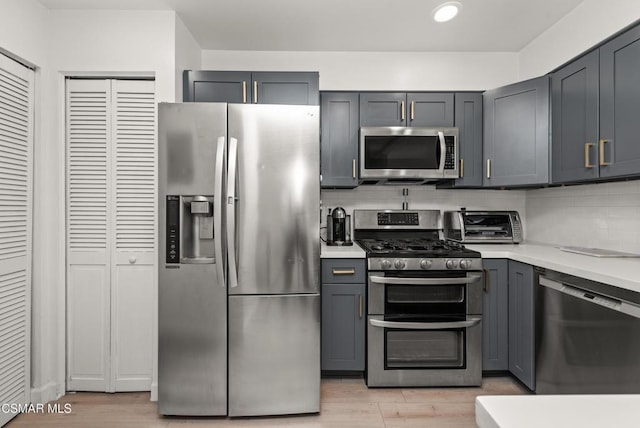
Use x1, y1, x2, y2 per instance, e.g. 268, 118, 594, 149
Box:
446, 259, 458, 269
380, 260, 392, 270
394, 259, 406, 270
420, 259, 432, 270
460, 259, 471, 270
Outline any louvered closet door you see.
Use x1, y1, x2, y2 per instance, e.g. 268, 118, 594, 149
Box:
0, 55, 34, 426
66, 79, 112, 391
110, 80, 155, 391
66, 79, 155, 392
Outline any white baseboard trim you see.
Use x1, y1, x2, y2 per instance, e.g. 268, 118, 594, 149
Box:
150, 382, 158, 402
31, 381, 65, 404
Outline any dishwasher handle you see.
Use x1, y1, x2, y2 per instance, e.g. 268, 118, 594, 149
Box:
539, 275, 640, 319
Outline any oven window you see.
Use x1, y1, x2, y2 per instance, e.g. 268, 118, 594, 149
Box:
385, 284, 466, 321
463, 214, 511, 238
385, 329, 465, 369
364, 135, 440, 170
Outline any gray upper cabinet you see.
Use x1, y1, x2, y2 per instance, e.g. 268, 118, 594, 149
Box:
183, 70, 252, 103
360, 92, 453, 127
551, 50, 599, 183
320, 92, 359, 188
482, 259, 509, 372
483, 76, 550, 187
183, 70, 319, 105
454, 92, 483, 187
508, 260, 536, 391
599, 24, 640, 178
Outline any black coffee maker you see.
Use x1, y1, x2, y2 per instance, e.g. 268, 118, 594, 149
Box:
326, 207, 353, 246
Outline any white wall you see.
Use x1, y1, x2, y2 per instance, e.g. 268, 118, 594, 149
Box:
175, 14, 201, 100
519, 0, 640, 79
322, 186, 527, 237
201, 50, 519, 91
526, 181, 640, 254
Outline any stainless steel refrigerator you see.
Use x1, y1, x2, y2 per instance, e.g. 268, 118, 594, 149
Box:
158, 103, 320, 417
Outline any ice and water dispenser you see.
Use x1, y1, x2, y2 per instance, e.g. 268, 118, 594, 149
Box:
165, 195, 215, 264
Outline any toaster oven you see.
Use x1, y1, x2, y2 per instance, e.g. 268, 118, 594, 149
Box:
443, 210, 523, 244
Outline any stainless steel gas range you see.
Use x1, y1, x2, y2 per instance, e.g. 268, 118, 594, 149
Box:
354, 209, 483, 387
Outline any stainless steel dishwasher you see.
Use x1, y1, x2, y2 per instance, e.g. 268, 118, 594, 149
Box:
536, 269, 640, 394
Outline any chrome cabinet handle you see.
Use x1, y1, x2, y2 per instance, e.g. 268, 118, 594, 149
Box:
226, 137, 239, 288
400, 100, 405, 121
352, 159, 356, 179
359, 295, 363, 319
410, 100, 415, 120
369, 317, 481, 330
332, 268, 356, 275
253, 81, 258, 103
242, 81, 247, 104
584, 142, 594, 168
486, 159, 491, 179
370, 275, 480, 285
214, 136, 226, 287
460, 158, 464, 178
599, 139, 611, 166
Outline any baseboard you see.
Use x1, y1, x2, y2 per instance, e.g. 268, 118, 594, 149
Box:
31, 381, 65, 404
150, 382, 158, 402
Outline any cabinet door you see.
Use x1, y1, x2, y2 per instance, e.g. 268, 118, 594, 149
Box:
320, 92, 360, 188
508, 260, 535, 391
551, 50, 600, 183
599, 25, 640, 178
454, 92, 483, 187
407, 92, 454, 127
183, 70, 252, 103
484, 76, 550, 187
482, 259, 509, 371
252, 72, 319, 105
359, 92, 406, 126
321, 282, 366, 371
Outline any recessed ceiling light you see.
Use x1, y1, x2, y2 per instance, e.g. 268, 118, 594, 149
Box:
433, 2, 462, 23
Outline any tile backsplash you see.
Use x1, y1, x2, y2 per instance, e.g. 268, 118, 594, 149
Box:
321, 185, 527, 232
526, 181, 640, 254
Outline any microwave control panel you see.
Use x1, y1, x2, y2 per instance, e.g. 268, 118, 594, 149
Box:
444, 138, 455, 170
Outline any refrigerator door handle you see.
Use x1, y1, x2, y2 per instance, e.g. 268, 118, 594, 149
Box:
227, 137, 239, 288
214, 136, 226, 287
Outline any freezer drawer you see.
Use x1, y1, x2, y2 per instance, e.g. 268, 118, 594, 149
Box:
228, 294, 320, 417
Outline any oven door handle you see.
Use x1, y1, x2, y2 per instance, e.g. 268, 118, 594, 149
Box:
369, 317, 481, 330
369, 275, 480, 285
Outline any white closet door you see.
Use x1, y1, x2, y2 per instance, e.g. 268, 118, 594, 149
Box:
110, 80, 155, 391
66, 79, 111, 391
0, 55, 34, 426
66, 79, 155, 392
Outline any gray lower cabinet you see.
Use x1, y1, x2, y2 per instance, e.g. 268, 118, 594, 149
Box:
551, 50, 600, 184
360, 92, 454, 127
320, 92, 359, 188
482, 259, 509, 371
183, 70, 319, 105
599, 24, 640, 178
483, 76, 550, 187
321, 259, 366, 371
508, 260, 535, 391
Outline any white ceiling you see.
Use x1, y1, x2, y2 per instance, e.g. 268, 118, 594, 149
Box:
37, 0, 585, 52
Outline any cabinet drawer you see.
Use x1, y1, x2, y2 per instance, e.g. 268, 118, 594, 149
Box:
321, 259, 366, 284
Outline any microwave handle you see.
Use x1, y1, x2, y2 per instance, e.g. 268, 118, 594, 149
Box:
438, 131, 446, 173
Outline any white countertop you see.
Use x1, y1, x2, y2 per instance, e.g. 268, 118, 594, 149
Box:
320, 241, 366, 259
466, 242, 640, 294
476, 395, 640, 428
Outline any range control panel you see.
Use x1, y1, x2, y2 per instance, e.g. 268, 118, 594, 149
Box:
377, 212, 420, 226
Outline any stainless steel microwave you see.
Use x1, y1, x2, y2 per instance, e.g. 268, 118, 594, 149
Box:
359, 126, 459, 183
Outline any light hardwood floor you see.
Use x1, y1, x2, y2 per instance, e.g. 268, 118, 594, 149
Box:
8, 376, 527, 427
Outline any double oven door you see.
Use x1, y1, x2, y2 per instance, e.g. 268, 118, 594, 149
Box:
366, 269, 483, 387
